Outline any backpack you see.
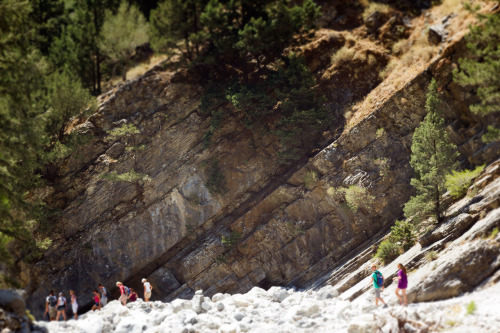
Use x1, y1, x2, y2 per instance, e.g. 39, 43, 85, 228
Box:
102, 287, 110, 299
123, 286, 131, 296
48, 295, 57, 307
375, 271, 384, 288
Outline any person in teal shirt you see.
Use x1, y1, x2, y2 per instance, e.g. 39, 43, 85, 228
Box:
370, 264, 388, 308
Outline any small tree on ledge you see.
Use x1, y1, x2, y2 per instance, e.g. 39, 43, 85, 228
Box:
404, 79, 458, 223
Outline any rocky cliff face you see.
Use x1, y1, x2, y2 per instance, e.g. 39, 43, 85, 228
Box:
26, 4, 499, 317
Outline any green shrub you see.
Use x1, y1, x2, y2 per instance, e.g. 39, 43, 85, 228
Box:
389, 220, 416, 251
466, 301, 477, 315
482, 126, 500, 144
221, 232, 242, 248
344, 185, 375, 212
445, 165, 485, 199
376, 128, 386, 138
426, 250, 438, 261
107, 123, 140, 141
489, 227, 499, 239
101, 170, 149, 182
375, 240, 400, 264
205, 159, 226, 194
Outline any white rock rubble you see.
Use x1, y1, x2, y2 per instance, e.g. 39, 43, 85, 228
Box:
36, 281, 500, 333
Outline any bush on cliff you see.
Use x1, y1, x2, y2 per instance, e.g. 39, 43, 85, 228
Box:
375, 220, 416, 264
445, 165, 485, 199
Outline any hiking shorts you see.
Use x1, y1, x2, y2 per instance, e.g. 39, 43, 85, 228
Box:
49, 307, 56, 319
374, 288, 381, 298
145, 292, 151, 300
119, 294, 127, 304
72, 304, 78, 314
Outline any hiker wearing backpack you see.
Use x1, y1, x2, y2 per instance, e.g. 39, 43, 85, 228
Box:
44, 290, 57, 321
142, 278, 153, 302
393, 263, 408, 306
55, 292, 68, 321
370, 264, 388, 308
98, 283, 109, 306
116, 281, 129, 305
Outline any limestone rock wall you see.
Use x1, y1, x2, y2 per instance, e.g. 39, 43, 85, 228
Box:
26, 35, 499, 317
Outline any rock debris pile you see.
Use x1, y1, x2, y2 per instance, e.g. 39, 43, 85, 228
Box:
37, 282, 500, 333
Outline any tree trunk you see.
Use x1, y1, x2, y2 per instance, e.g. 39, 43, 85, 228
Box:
435, 183, 441, 222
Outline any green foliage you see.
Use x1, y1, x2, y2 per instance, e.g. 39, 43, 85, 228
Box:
466, 301, 477, 315
376, 127, 386, 138
426, 250, 438, 261
404, 79, 459, 223
344, 185, 375, 212
204, 159, 226, 194
489, 227, 499, 240
150, 0, 321, 68
99, 1, 149, 80
49, 0, 120, 94
482, 126, 500, 144
273, 54, 329, 161
454, 12, 500, 116
44, 67, 95, 141
0, 0, 53, 265
445, 165, 485, 199
374, 219, 416, 264
390, 220, 416, 251
374, 240, 400, 264
149, 0, 206, 60
101, 170, 150, 182
221, 231, 242, 248
454, 12, 500, 142
107, 123, 140, 140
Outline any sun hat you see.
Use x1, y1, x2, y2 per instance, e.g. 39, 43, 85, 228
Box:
116, 281, 121, 285
141, 278, 146, 283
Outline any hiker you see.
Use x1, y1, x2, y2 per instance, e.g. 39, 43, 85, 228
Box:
394, 263, 408, 306
55, 292, 68, 321
44, 290, 57, 321
142, 278, 153, 302
70, 290, 78, 320
129, 288, 138, 302
370, 264, 388, 308
116, 281, 128, 306
91, 290, 101, 311
98, 283, 109, 307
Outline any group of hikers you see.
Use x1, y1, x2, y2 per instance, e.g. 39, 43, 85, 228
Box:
43, 264, 406, 321
370, 263, 408, 307
44, 278, 153, 321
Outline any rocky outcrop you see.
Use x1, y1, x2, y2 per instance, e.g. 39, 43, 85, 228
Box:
26, 8, 499, 321
0, 290, 45, 333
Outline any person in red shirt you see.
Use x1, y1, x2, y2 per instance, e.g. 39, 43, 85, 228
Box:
116, 281, 127, 306
128, 288, 138, 302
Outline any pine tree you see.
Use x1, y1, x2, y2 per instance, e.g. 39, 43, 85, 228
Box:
454, 12, 500, 142
0, 0, 47, 262
404, 79, 459, 223
99, 1, 149, 80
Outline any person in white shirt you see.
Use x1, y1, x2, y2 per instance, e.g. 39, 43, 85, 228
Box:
142, 278, 153, 302
70, 290, 78, 320
55, 292, 67, 321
